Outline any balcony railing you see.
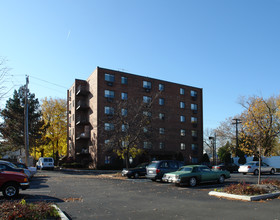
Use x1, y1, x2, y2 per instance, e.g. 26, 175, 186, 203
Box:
76, 100, 89, 110
76, 85, 89, 96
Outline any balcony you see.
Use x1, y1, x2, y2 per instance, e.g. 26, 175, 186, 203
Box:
76, 115, 89, 125
76, 100, 89, 110
76, 131, 90, 140
76, 85, 89, 96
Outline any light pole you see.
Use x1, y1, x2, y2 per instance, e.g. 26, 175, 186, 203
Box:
209, 133, 216, 165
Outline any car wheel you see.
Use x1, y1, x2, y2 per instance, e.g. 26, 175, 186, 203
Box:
242, 173, 247, 175
254, 169, 259, 175
3, 183, 19, 199
270, 169, 275, 175
134, 173, 139, 179
189, 177, 197, 187
218, 175, 225, 184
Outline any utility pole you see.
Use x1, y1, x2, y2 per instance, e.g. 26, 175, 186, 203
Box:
24, 75, 29, 166
232, 118, 241, 156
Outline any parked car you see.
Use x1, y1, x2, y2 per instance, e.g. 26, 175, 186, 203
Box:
238, 161, 276, 175
146, 160, 184, 181
212, 163, 239, 173
14, 162, 37, 177
0, 160, 31, 179
162, 165, 231, 187
0, 168, 29, 199
122, 162, 149, 178
36, 157, 54, 170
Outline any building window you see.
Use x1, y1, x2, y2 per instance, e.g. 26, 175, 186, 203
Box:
143, 81, 152, 89
180, 88, 185, 95
159, 113, 165, 120
159, 98, 165, 106
192, 144, 198, 154
105, 73, 115, 82
180, 143, 186, 150
104, 106, 114, 115
143, 96, 152, 103
105, 156, 111, 164
192, 130, 198, 137
159, 128, 165, 134
144, 142, 152, 149
122, 124, 129, 132
191, 104, 198, 111
159, 142, 165, 150
72, 114, 75, 122
159, 84, 164, 91
122, 109, 127, 116
191, 117, 198, 124
180, 102, 185, 109
104, 123, 114, 131
143, 111, 152, 117
121, 76, 128, 84
180, 115, 186, 122
180, 129, 186, 136
121, 92, 128, 100
191, 90, 198, 98
192, 157, 198, 164
105, 90, 115, 98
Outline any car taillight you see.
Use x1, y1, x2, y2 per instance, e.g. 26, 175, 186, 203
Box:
156, 169, 160, 174
23, 178, 28, 182
248, 166, 251, 168
212, 166, 215, 169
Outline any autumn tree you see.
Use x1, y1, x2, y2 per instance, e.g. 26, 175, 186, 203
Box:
239, 96, 280, 184
0, 86, 44, 155
101, 93, 161, 169
39, 98, 67, 163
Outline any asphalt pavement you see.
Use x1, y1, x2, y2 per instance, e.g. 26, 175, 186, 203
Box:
2, 170, 280, 220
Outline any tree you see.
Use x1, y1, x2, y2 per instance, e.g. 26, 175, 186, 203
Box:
101, 93, 161, 169
0, 86, 44, 156
39, 98, 67, 163
217, 142, 232, 164
239, 96, 280, 184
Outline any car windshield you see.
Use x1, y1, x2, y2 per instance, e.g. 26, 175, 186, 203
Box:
136, 163, 147, 168
7, 162, 18, 169
178, 167, 192, 172
147, 162, 159, 168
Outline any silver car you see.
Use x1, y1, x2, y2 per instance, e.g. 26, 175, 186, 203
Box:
238, 161, 276, 175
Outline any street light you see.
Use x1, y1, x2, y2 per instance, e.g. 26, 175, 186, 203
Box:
209, 134, 216, 165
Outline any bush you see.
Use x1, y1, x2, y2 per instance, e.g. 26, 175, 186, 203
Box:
261, 178, 280, 187
0, 200, 60, 220
223, 182, 268, 196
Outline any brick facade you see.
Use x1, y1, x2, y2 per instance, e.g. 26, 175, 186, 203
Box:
67, 67, 203, 169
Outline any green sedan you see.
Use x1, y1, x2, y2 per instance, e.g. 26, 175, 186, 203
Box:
162, 165, 231, 187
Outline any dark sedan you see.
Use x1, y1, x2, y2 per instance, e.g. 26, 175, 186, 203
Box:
122, 163, 149, 179
212, 163, 239, 173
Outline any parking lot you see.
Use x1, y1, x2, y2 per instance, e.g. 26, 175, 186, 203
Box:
2, 171, 280, 219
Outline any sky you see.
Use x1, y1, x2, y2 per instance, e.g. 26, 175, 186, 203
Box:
0, 0, 280, 130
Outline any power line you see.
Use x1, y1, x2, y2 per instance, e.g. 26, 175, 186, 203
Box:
29, 75, 68, 89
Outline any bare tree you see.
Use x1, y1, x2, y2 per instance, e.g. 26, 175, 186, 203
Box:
99, 92, 161, 169
0, 57, 11, 103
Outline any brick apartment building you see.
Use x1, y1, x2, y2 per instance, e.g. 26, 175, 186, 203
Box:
67, 67, 203, 169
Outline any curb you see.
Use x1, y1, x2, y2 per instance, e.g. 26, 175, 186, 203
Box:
52, 204, 69, 220
209, 191, 280, 201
